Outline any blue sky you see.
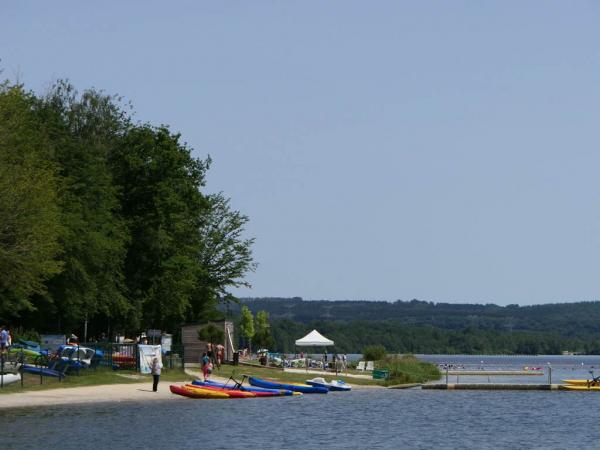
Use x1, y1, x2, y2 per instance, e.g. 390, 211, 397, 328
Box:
3, 1, 600, 304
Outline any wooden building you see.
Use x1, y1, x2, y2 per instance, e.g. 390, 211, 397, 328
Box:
181, 321, 235, 365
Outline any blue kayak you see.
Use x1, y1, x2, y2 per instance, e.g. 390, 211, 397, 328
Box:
192, 380, 296, 396
21, 364, 65, 378
249, 377, 328, 394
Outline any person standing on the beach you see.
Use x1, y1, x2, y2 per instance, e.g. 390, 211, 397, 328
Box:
151, 356, 162, 392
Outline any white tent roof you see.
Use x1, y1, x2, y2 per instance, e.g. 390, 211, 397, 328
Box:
295, 329, 334, 347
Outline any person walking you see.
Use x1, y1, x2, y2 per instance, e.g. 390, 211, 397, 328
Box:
151, 356, 162, 392
0, 326, 9, 357
201, 352, 210, 381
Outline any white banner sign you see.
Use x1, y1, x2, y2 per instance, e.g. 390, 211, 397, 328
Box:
138, 345, 162, 374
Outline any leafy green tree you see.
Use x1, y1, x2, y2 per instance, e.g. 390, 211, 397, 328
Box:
198, 322, 225, 366
253, 310, 274, 350
191, 193, 256, 321
110, 124, 210, 331
0, 84, 63, 319
239, 305, 255, 352
37, 82, 130, 332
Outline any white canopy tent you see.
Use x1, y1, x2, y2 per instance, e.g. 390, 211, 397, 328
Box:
295, 330, 336, 373
295, 329, 334, 347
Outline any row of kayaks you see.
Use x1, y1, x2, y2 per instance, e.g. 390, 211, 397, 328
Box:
170, 377, 352, 399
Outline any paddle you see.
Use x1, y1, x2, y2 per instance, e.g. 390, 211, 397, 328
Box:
587, 370, 600, 387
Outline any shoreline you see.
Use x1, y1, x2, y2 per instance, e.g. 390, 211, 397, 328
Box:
0, 371, 382, 409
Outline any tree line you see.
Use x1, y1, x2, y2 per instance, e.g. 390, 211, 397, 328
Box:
236, 297, 600, 354
0, 80, 255, 339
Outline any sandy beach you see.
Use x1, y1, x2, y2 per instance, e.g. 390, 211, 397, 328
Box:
0, 370, 384, 409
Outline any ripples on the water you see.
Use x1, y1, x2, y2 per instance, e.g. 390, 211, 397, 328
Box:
2, 388, 600, 449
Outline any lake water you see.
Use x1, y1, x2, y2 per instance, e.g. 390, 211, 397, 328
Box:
3, 355, 600, 449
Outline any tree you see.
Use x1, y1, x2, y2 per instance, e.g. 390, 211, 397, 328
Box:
254, 310, 274, 350
0, 84, 63, 319
239, 305, 255, 352
197, 322, 224, 366
36, 82, 130, 332
110, 124, 210, 331
191, 193, 256, 321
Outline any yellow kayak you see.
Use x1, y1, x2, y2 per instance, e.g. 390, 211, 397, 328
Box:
562, 379, 600, 386
170, 385, 229, 399
562, 385, 600, 391
185, 384, 256, 398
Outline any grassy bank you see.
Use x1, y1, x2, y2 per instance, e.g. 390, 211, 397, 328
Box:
377, 354, 441, 386
207, 364, 382, 386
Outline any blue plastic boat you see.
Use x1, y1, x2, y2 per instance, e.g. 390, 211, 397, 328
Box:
249, 377, 328, 394
306, 377, 352, 391
21, 364, 65, 378
192, 379, 296, 396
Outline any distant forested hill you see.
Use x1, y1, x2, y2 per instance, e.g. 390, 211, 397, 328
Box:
231, 298, 600, 354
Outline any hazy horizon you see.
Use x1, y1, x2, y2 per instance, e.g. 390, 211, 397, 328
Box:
3, 2, 600, 305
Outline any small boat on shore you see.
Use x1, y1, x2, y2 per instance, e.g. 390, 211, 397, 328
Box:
306, 377, 351, 391
249, 377, 328, 394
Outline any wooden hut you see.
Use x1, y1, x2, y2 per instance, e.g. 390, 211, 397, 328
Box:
181, 321, 235, 366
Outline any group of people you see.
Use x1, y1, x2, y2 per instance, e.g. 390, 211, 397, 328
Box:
320, 353, 348, 372
0, 325, 12, 357
199, 343, 226, 381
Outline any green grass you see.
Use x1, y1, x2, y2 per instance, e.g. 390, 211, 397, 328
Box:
207, 364, 384, 386
377, 354, 441, 385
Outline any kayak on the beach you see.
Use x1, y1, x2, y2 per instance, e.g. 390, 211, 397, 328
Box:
192, 379, 298, 396
169, 385, 230, 399
249, 377, 328, 394
306, 377, 352, 391
184, 384, 255, 398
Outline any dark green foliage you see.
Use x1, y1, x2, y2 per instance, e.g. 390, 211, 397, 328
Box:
239, 305, 255, 350
362, 345, 387, 361
37, 82, 130, 331
0, 79, 255, 337
0, 85, 63, 318
233, 298, 600, 355
253, 310, 274, 350
381, 355, 441, 384
110, 124, 211, 331
193, 193, 256, 320
197, 322, 224, 345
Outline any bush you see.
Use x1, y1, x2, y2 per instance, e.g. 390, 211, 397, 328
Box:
362, 345, 387, 361
380, 354, 440, 384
